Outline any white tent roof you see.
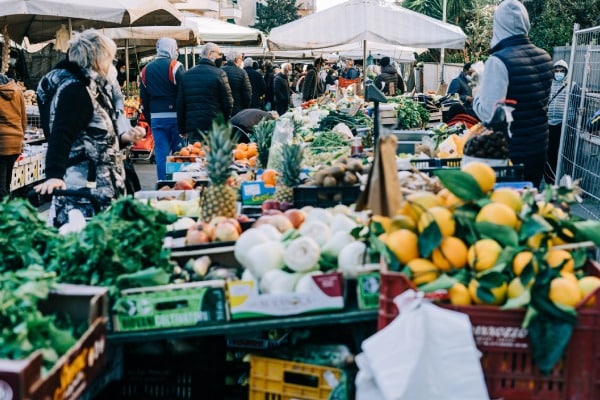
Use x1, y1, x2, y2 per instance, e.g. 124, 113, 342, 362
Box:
183, 14, 265, 45
97, 25, 199, 47
267, 0, 466, 51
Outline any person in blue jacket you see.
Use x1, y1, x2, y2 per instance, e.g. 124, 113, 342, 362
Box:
140, 37, 185, 180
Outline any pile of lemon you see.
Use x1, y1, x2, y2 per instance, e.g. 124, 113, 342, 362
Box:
375, 161, 600, 309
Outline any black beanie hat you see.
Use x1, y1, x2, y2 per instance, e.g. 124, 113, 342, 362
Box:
380, 57, 390, 67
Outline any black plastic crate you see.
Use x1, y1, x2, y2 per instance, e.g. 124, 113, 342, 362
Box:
118, 339, 225, 400
494, 164, 525, 182
293, 185, 362, 208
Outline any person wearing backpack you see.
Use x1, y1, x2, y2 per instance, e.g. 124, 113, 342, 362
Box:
140, 37, 185, 180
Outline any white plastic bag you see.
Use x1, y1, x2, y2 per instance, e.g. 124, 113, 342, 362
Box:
356, 290, 489, 400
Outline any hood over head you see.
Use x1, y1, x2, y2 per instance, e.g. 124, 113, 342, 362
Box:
491, 0, 530, 48
554, 59, 568, 73
0, 75, 17, 100
156, 37, 178, 59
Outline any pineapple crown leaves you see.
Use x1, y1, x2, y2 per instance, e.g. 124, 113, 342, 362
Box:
279, 143, 304, 187
250, 119, 276, 169
204, 115, 239, 186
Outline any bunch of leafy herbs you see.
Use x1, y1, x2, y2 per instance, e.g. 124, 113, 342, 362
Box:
388, 96, 430, 130
0, 266, 77, 370
44, 197, 177, 297
0, 198, 58, 273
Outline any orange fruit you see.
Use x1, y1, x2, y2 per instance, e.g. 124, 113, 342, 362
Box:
193, 141, 202, 148
261, 169, 278, 186
179, 147, 190, 156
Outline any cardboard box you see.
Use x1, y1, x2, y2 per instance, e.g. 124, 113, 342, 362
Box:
112, 280, 229, 332
240, 181, 276, 205
0, 284, 108, 400
166, 156, 205, 175
227, 272, 345, 320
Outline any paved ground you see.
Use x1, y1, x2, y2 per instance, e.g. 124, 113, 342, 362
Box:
131, 160, 158, 190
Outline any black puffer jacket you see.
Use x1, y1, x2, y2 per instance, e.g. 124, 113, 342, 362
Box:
302, 66, 320, 101
374, 64, 405, 95
176, 58, 233, 140
222, 61, 251, 116
273, 72, 290, 116
245, 67, 266, 109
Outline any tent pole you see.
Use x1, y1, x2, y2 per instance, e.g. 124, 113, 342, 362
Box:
125, 39, 130, 97
363, 39, 367, 96
439, 0, 447, 87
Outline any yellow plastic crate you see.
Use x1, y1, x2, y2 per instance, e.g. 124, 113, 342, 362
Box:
249, 355, 343, 400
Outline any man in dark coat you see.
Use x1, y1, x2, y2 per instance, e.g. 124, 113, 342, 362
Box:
273, 63, 292, 116
176, 42, 233, 143
473, 0, 553, 187
447, 62, 474, 115
263, 62, 275, 110
244, 57, 266, 109
302, 58, 323, 101
374, 56, 405, 95
222, 51, 252, 116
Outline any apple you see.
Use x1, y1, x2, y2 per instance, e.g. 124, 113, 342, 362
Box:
284, 208, 306, 229
269, 214, 294, 233
227, 218, 242, 234
237, 214, 251, 223
261, 199, 281, 213
173, 178, 194, 190
262, 209, 283, 216
199, 222, 216, 241
215, 221, 240, 242
279, 201, 293, 211
208, 216, 228, 228
185, 229, 210, 245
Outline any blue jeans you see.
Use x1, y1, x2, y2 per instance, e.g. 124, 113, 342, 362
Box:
151, 117, 184, 180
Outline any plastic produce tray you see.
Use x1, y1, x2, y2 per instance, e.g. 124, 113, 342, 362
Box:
293, 185, 362, 208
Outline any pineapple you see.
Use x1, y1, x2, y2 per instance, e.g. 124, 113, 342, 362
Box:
274, 143, 304, 203
200, 120, 237, 221
251, 119, 275, 169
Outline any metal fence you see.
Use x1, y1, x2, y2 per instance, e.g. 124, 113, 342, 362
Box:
557, 24, 600, 220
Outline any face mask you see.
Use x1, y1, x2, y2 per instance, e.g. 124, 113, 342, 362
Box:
214, 57, 223, 68
465, 75, 472, 82
554, 72, 566, 82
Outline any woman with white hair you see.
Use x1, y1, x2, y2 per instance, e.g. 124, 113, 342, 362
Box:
34, 29, 145, 226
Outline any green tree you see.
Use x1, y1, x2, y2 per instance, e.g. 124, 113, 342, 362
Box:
526, 0, 600, 55
251, 0, 300, 34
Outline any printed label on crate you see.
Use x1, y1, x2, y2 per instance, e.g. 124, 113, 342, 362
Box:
357, 273, 381, 310
472, 325, 529, 349
240, 181, 275, 205
227, 273, 344, 319
29, 319, 107, 400
113, 282, 228, 331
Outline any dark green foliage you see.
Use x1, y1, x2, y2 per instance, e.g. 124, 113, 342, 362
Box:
251, 0, 300, 34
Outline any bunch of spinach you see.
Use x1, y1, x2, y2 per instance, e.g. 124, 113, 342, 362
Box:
0, 266, 77, 370
44, 197, 177, 297
0, 198, 58, 272
388, 96, 430, 129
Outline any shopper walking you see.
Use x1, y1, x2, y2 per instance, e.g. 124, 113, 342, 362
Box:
302, 58, 323, 102
177, 43, 233, 142
244, 57, 266, 109
273, 63, 292, 117
263, 62, 275, 111
139, 37, 185, 180
222, 51, 252, 116
473, 0, 553, 188
374, 56, 405, 95
0, 72, 26, 198
35, 30, 146, 226
545, 59, 580, 184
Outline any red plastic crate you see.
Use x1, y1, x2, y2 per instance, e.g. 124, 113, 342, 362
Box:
378, 261, 600, 400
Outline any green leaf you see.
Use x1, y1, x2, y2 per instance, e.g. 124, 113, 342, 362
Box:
418, 221, 442, 258
477, 270, 507, 288
476, 286, 496, 304
453, 205, 479, 244
502, 289, 531, 309
476, 222, 519, 247
433, 169, 485, 201
418, 273, 457, 293
518, 214, 553, 241
571, 220, 600, 246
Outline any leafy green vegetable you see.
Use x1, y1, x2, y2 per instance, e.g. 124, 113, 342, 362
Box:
0, 266, 76, 370
44, 197, 177, 298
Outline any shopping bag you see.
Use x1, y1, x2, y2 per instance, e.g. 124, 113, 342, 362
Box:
357, 290, 489, 400
355, 134, 402, 217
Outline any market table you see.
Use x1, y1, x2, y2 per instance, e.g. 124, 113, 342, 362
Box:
107, 308, 378, 344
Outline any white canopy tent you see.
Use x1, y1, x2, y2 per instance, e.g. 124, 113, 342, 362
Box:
183, 14, 265, 46
267, 0, 466, 51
